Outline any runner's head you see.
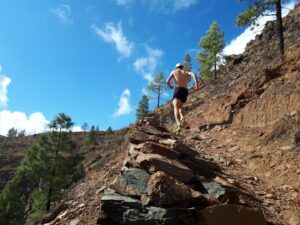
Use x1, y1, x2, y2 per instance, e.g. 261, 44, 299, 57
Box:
175, 63, 184, 70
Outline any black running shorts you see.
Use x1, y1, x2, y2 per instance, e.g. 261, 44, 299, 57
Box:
173, 87, 188, 103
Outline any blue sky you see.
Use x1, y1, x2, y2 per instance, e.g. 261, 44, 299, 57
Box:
0, 0, 297, 135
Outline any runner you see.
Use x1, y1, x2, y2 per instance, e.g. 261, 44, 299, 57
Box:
166, 63, 199, 132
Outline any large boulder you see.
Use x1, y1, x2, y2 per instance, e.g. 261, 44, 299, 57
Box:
146, 171, 192, 206
146, 171, 217, 207
136, 153, 194, 183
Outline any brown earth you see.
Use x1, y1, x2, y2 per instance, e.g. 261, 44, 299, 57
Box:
1, 3, 299, 225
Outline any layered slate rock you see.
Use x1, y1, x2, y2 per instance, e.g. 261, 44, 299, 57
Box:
140, 142, 181, 159
101, 189, 195, 225
136, 153, 194, 183
99, 117, 267, 225
129, 130, 159, 144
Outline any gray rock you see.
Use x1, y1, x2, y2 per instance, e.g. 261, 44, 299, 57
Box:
203, 182, 226, 199
101, 189, 194, 225
202, 182, 247, 204
111, 168, 150, 196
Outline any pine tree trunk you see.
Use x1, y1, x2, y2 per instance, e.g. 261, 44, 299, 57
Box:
46, 128, 62, 211
214, 62, 217, 80
157, 93, 160, 108
46, 186, 53, 211
275, 0, 284, 56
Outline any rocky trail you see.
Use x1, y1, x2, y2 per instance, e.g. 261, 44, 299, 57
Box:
10, 3, 300, 225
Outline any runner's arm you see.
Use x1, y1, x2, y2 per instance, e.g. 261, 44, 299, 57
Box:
189, 72, 199, 90
166, 73, 174, 89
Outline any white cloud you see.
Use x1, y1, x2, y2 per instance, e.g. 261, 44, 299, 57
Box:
72, 125, 83, 132
0, 66, 11, 108
50, 5, 73, 24
223, 1, 297, 55
133, 46, 164, 82
91, 22, 134, 58
116, 0, 134, 6
117, 0, 197, 13
113, 89, 132, 117
0, 110, 49, 136
173, 0, 197, 12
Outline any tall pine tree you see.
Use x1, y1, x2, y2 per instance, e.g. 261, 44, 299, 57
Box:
147, 72, 166, 108
197, 21, 225, 81
183, 54, 192, 72
136, 95, 149, 121
0, 113, 84, 223
237, 0, 285, 56
22, 113, 80, 212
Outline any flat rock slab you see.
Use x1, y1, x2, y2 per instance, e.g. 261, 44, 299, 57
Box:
101, 189, 194, 225
111, 168, 150, 196
130, 131, 159, 144
136, 153, 194, 183
159, 139, 198, 157
137, 125, 170, 138
141, 142, 181, 159
196, 204, 267, 225
180, 158, 220, 178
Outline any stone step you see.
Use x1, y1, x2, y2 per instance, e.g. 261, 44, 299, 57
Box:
136, 153, 194, 183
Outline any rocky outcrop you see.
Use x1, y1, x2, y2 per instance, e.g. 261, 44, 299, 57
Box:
98, 117, 267, 225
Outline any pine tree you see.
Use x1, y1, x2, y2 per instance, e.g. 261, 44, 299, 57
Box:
81, 122, 89, 131
22, 113, 78, 212
183, 54, 192, 72
237, 0, 285, 55
136, 95, 149, 122
7, 128, 18, 137
197, 21, 225, 81
0, 174, 25, 225
147, 72, 166, 108
107, 126, 113, 133
84, 125, 98, 145
0, 113, 84, 223
183, 54, 193, 84
18, 130, 26, 137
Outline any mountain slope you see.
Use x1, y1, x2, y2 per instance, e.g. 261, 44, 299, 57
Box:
1, 3, 299, 225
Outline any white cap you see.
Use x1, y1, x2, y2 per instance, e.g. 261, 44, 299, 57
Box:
175, 63, 183, 68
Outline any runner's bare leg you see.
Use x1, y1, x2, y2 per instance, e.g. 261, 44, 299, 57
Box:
173, 99, 181, 125
179, 105, 184, 120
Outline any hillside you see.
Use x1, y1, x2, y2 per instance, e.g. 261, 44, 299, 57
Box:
1, 3, 299, 225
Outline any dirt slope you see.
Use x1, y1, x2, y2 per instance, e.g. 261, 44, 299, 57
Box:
2, 4, 299, 225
